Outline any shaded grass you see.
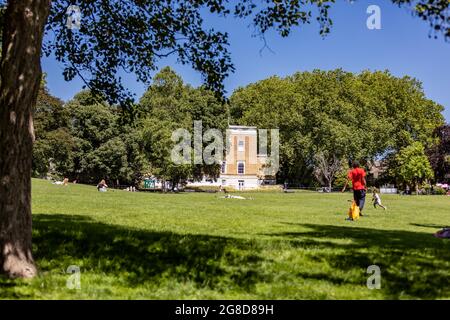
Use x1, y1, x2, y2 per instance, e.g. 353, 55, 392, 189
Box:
0, 179, 449, 299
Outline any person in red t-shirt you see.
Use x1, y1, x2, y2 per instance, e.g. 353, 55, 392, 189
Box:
342, 161, 367, 216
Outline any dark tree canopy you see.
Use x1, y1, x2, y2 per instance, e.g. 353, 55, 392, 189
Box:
0, 1, 448, 105
42, 0, 336, 106
393, 0, 450, 38
427, 124, 450, 182
38, 0, 450, 108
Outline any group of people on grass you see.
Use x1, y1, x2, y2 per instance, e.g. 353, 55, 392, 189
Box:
342, 161, 449, 239
342, 160, 386, 219
97, 180, 137, 192
53, 163, 449, 238
52, 177, 109, 192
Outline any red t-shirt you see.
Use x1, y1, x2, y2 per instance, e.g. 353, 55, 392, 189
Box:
348, 168, 366, 190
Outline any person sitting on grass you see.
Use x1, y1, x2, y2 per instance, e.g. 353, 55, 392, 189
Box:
53, 178, 68, 185
97, 179, 108, 192
434, 227, 450, 239
342, 160, 367, 216
372, 188, 387, 210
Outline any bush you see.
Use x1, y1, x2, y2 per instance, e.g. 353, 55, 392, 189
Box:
332, 165, 350, 190
423, 184, 432, 195
184, 186, 220, 192
433, 186, 447, 195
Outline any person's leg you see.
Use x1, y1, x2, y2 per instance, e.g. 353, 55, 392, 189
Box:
353, 190, 359, 206
353, 190, 362, 216
358, 190, 366, 215
353, 190, 358, 202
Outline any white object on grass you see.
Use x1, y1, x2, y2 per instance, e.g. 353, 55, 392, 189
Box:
221, 195, 252, 200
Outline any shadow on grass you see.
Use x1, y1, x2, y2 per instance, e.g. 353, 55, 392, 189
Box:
3, 214, 450, 299
410, 223, 449, 229
266, 223, 450, 299
0, 214, 269, 295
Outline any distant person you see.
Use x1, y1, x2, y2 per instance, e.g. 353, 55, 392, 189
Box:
434, 227, 450, 239
372, 189, 387, 210
53, 178, 67, 185
219, 185, 229, 193
342, 161, 367, 216
97, 179, 108, 192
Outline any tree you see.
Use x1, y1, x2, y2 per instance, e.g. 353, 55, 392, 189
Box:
230, 70, 444, 185
62, 90, 148, 185
313, 152, 342, 191
80, 137, 129, 184
32, 88, 149, 185
34, 77, 68, 138
392, 142, 434, 194
427, 124, 450, 182
1, 0, 449, 278
32, 128, 75, 178
333, 163, 351, 190
141, 118, 193, 191
396, 0, 450, 39
139, 67, 227, 189
32, 79, 74, 178
120, 129, 150, 185
0, 4, 5, 56
0, 0, 50, 278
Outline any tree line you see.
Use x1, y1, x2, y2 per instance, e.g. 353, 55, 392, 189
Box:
34, 67, 448, 191
230, 69, 448, 191
33, 67, 228, 189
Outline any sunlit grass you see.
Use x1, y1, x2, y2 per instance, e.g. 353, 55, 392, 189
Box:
1, 178, 449, 299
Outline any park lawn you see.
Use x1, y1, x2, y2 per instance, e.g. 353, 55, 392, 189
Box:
1, 179, 449, 299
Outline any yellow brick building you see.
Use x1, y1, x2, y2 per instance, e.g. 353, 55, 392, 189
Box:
220, 125, 276, 190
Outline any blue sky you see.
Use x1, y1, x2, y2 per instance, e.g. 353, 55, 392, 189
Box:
42, 0, 450, 122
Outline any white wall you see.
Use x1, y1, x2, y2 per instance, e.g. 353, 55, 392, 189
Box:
220, 176, 259, 190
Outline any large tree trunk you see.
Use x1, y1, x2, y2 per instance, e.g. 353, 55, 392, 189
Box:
0, 0, 50, 278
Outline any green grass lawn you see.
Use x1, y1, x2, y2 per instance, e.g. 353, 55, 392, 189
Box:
1, 178, 449, 299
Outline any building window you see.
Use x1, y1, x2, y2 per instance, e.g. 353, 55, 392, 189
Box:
237, 161, 245, 175
238, 180, 245, 190
238, 140, 245, 152
221, 161, 226, 174
222, 179, 226, 186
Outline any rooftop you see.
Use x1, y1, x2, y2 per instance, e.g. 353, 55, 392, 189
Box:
228, 125, 257, 130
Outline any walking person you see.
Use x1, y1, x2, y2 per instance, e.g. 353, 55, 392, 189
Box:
342, 161, 367, 216
372, 188, 387, 210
